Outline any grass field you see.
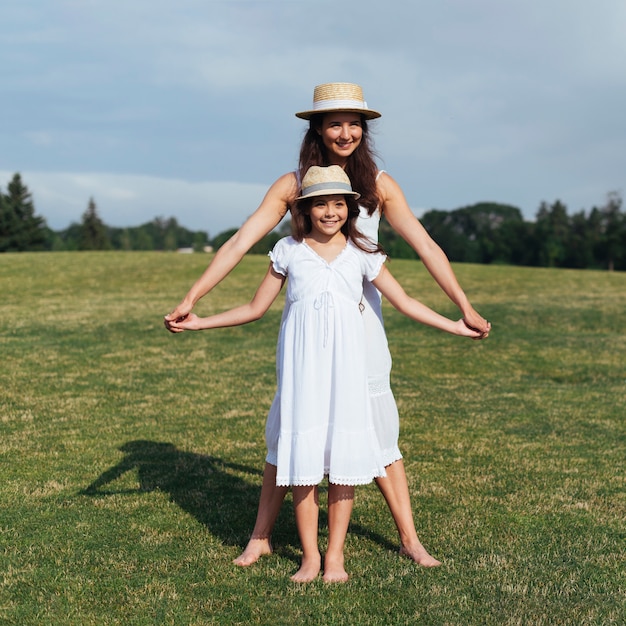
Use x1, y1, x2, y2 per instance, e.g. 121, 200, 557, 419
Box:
1, 251, 624, 625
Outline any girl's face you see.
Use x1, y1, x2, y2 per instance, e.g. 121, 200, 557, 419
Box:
319, 112, 363, 164
308, 195, 348, 238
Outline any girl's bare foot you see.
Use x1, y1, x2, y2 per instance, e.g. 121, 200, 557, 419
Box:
399, 542, 442, 567
233, 538, 272, 567
290, 553, 321, 583
322, 553, 349, 583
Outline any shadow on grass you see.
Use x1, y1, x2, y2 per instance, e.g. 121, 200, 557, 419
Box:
80, 439, 398, 560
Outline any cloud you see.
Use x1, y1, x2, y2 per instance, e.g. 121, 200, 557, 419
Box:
1, 0, 624, 229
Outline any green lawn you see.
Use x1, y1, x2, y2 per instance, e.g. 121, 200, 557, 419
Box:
1, 252, 624, 625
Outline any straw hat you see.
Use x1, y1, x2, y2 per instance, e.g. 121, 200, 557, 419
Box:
295, 82, 381, 120
296, 166, 361, 200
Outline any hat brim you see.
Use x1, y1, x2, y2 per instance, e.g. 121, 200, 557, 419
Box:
296, 188, 361, 201
295, 107, 381, 121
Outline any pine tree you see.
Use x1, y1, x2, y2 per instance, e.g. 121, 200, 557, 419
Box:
0, 173, 48, 251
594, 192, 624, 271
79, 198, 111, 250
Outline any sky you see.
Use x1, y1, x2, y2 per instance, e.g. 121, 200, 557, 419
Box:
1, 0, 625, 236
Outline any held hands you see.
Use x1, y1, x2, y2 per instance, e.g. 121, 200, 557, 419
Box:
461, 307, 491, 340
164, 302, 193, 333
456, 318, 486, 339
164, 312, 203, 332
462, 317, 491, 340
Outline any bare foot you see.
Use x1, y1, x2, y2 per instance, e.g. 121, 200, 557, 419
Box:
399, 542, 442, 567
290, 553, 321, 583
322, 553, 349, 583
233, 538, 272, 567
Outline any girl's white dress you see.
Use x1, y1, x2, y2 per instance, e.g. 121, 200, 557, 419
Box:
268, 236, 388, 487
266, 198, 403, 475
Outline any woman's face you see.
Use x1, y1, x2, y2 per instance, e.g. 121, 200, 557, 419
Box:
319, 112, 363, 164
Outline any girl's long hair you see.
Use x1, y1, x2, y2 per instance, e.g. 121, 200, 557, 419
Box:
296, 114, 380, 216
292, 195, 385, 256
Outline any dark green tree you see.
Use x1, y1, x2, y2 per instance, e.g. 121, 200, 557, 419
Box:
134, 229, 154, 250
0, 192, 9, 250
79, 198, 111, 250
193, 231, 208, 252
594, 191, 624, 271
419, 203, 525, 264
563, 209, 595, 269
532, 200, 570, 267
0, 173, 48, 251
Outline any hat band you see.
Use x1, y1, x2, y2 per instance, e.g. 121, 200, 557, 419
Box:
302, 181, 354, 195
312, 98, 369, 112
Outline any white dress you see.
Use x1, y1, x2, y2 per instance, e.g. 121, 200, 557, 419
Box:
266, 171, 402, 471
268, 236, 388, 487
355, 201, 402, 466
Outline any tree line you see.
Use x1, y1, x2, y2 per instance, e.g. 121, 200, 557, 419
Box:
380, 194, 624, 271
1, 172, 624, 270
0, 174, 211, 253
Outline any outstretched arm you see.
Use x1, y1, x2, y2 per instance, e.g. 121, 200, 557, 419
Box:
372, 265, 482, 338
164, 172, 297, 331
377, 172, 490, 337
167, 264, 286, 331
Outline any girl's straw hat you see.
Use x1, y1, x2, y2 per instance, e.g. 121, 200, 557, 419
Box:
295, 82, 381, 120
296, 166, 361, 200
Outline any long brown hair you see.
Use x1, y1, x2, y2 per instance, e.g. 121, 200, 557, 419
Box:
292, 194, 385, 255
297, 114, 380, 215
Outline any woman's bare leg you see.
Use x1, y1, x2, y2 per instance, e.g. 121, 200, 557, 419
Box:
374, 459, 441, 567
323, 484, 353, 583
233, 462, 289, 566
291, 485, 321, 582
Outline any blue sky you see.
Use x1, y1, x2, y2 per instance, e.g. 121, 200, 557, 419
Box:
1, 0, 625, 236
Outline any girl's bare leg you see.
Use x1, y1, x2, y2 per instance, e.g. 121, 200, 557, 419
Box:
374, 459, 441, 567
323, 484, 354, 583
291, 485, 321, 582
233, 463, 289, 566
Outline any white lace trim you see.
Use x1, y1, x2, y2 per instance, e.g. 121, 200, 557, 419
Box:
382, 450, 403, 467
277, 468, 387, 487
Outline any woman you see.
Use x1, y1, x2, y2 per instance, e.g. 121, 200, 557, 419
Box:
165, 83, 490, 567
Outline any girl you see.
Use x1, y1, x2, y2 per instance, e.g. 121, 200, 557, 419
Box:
169, 166, 482, 583
165, 83, 491, 568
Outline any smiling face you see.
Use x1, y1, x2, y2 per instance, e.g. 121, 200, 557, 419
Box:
307, 194, 349, 240
319, 112, 363, 164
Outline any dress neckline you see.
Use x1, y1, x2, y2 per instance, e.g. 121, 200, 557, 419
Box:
302, 239, 350, 266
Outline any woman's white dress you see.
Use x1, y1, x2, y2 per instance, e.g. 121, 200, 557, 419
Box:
355, 203, 402, 466
268, 236, 388, 487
